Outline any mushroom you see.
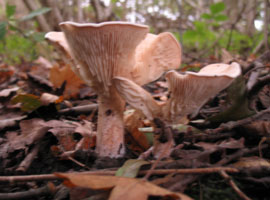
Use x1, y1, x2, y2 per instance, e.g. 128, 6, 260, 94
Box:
113, 62, 241, 123
113, 62, 241, 158
45, 21, 181, 158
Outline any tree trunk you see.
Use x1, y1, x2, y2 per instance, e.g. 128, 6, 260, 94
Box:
245, 0, 256, 36
96, 87, 125, 158
22, 0, 51, 32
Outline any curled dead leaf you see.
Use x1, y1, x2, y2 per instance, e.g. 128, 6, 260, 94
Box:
56, 173, 192, 200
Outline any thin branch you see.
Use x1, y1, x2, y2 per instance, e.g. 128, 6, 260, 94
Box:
0, 183, 56, 200
207, 107, 270, 133
58, 104, 98, 115
0, 167, 239, 183
16, 144, 41, 172
220, 170, 251, 200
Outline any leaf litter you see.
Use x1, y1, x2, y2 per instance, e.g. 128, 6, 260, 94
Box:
0, 50, 270, 199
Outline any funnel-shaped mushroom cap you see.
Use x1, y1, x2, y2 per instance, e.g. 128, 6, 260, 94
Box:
45, 32, 82, 79
114, 62, 241, 123
132, 32, 181, 85
59, 21, 149, 92
164, 62, 241, 122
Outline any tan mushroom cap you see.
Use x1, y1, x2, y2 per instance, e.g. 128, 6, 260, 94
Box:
45, 32, 82, 80
45, 22, 181, 92
113, 62, 241, 123
132, 32, 182, 85
59, 21, 149, 93
163, 62, 241, 122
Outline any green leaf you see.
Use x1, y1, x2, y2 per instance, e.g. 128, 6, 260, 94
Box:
209, 76, 255, 123
32, 32, 46, 42
116, 159, 150, 178
210, 2, 225, 15
214, 14, 228, 21
21, 7, 51, 21
0, 22, 7, 40
201, 13, 213, 20
12, 94, 41, 112
6, 4, 16, 18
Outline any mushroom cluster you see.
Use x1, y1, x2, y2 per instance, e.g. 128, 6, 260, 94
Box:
114, 62, 241, 123
45, 22, 181, 158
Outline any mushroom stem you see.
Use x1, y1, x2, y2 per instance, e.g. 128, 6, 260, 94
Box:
96, 86, 125, 157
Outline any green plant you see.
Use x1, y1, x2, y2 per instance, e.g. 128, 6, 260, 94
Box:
182, 2, 228, 52
181, 2, 260, 56
0, 4, 51, 64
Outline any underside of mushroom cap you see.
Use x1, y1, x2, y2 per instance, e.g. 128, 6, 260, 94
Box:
59, 21, 149, 93
132, 32, 182, 85
113, 76, 161, 120
164, 62, 241, 122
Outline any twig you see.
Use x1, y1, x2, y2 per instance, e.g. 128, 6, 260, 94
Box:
219, 170, 251, 200
226, 4, 246, 50
214, 144, 268, 166
67, 156, 91, 170
0, 167, 239, 183
16, 144, 41, 172
58, 104, 98, 115
207, 107, 270, 133
0, 183, 56, 200
143, 118, 174, 180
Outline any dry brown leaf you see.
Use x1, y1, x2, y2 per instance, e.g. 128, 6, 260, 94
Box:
258, 85, 270, 109
50, 64, 84, 98
197, 137, 245, 151
124, 110, 150, 152
56, 173, 192, 200
233, 156, 270, 169
0, 119, 49, 159
243, 121, 270, 136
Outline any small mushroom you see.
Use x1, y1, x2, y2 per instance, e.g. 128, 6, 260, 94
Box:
45, 22, 181, 158
114, 62, 241, 158
113, 62, 241, 123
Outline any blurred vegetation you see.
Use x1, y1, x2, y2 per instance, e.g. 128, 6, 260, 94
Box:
0, 3, 51, 64
0, 0, 269, 65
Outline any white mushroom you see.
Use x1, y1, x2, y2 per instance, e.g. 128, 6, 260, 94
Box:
45, 21, 181, 158
113, 62, 242, 123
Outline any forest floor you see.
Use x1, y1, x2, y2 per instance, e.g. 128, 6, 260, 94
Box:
0, 50, 270, 200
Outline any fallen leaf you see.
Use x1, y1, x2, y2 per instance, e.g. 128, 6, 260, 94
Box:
242, 121, 270, 136
0, 119, 49, 159
116, 159, 150, 178
233, 156, 270, 169
209, 76, 255, 123
0, 115, 26, 130
258, 85, 270, 108
50, 64, 84, 98
56, 173, 192, 200
11, 94, 42, 112
124, 110, 151, 152
196, 137, 245, 151
0, 65, 14, 84
0, 87, 19, 97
